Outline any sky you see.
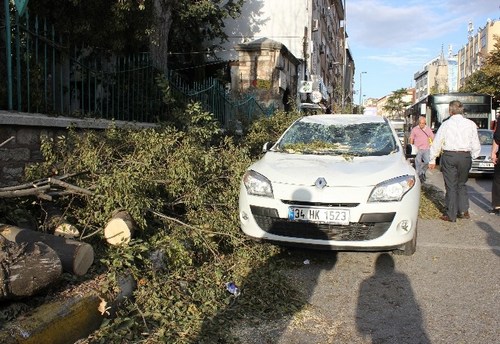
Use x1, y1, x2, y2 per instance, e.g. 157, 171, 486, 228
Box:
346, 0, 500, 102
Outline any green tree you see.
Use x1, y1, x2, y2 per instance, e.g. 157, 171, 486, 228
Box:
26, 0, 245, 73
460, 36, 500, 100
163, 0, 244, 74
383, 88, 412, 120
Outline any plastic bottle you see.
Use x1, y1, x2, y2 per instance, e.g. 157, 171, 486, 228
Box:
225, 282, 241, 296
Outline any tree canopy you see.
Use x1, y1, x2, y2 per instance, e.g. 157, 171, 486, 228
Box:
25, 0, 245, 72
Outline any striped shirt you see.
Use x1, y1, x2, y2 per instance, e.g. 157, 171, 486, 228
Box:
429, 114, 481, 163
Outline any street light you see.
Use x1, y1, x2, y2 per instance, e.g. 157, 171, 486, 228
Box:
359, 71, 367, 106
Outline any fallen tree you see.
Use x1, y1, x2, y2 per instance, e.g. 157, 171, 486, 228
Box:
0, 173, 92, 201
0, 224, 94, 276
0, 235, 62, 301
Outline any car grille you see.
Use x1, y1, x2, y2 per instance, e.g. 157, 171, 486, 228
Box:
250, 206, 394, 241
282, 200, 360, 207
471, 156, 494, 173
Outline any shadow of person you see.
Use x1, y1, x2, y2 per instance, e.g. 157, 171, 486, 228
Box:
466, 179, 496, 212
356, 253, 430, 344
195, 186, 337, 343
476, 221, 500, 257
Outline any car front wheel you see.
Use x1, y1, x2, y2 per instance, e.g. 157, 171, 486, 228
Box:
393, 227, 417, 256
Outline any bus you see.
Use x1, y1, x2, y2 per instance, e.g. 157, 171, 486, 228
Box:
408, 93, 495, 131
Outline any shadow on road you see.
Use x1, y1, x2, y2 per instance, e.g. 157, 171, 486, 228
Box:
467, 175, 495, 212
476, 221, 500, 257
356, 253, 430, 344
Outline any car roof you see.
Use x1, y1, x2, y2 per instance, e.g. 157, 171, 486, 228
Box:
299, 114, 387, 125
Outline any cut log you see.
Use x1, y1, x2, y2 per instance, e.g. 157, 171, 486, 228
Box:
0, 295, 104, 344
43, 203, 80, 238
0, 235, 62, 300
0, 224, 94, 276
104, 210, 136, 246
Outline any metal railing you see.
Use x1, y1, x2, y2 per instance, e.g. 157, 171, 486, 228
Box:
1, 5, 274, 126
167, 71, 275, 127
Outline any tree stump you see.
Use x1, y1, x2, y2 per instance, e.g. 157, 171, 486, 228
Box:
0, 224, 94, 276
0, 235, 62, 301
104, 210, 136, 246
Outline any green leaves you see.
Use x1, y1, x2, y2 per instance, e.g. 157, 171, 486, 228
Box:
382, 88, 412, 118
20, 104, 315, 342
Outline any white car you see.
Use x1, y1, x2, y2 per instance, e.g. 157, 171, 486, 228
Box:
469, 129, 494, 175
239, 114, 420, 255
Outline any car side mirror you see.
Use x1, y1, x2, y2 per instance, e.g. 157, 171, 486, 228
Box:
262, 142, 275, 153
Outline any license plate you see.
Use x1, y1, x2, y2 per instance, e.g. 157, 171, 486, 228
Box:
288, 207, 349, 225
479, 162, 493, 168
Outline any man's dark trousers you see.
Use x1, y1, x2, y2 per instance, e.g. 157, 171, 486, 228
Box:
440, 151, 472, 221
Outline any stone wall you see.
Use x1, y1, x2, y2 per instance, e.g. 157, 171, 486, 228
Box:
0, 111, 156, 187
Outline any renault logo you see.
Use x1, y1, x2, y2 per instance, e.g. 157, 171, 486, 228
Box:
315, 177, 327, 189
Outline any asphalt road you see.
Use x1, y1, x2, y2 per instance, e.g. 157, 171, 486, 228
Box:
235, 170, 499, 344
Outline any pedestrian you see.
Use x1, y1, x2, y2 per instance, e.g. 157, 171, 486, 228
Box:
428, 100, 481, 222
410, 116, 434, 182
491, 117, 500, 215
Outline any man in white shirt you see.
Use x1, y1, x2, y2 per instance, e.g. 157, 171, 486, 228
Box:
429, 100, 481, 222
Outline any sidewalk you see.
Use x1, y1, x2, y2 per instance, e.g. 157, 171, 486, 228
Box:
422, 167, 498, 225
423, 168, 445, 192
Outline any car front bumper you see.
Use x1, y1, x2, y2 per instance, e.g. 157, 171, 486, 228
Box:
470, 158, 494, 174
239, 181, 420, 251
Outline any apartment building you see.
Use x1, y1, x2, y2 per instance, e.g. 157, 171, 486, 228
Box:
413, 18, 500, 102
205, 0, 353, 112
457, 19, 500, 88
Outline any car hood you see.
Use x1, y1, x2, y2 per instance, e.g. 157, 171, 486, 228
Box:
249, 151, 414, 187
477, 144, 492, 158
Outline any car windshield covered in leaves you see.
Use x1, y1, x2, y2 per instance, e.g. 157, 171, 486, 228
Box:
274, 116, 399, 157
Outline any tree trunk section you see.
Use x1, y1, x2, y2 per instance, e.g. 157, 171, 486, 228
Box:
0, 295, 104, 344
0, 235, 62, 301
43, 203, 80, 238
104, 210, 135, 246
0, 224, 94, 276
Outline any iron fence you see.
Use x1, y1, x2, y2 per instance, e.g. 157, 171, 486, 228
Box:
1, 5, 274, 126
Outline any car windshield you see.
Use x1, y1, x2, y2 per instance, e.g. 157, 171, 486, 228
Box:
276, 120, 398, 156
478, 130, 493, 145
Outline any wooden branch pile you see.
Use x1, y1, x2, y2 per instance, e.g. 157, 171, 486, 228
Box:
0, 174, 92, 201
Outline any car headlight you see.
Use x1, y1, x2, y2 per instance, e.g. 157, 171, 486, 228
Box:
243, 170, 273, 197
368, 175, 416, 202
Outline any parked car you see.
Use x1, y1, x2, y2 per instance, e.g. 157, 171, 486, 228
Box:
298, 102, 324, 115
470, 129, 494, 175
239, 114, 420, 255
